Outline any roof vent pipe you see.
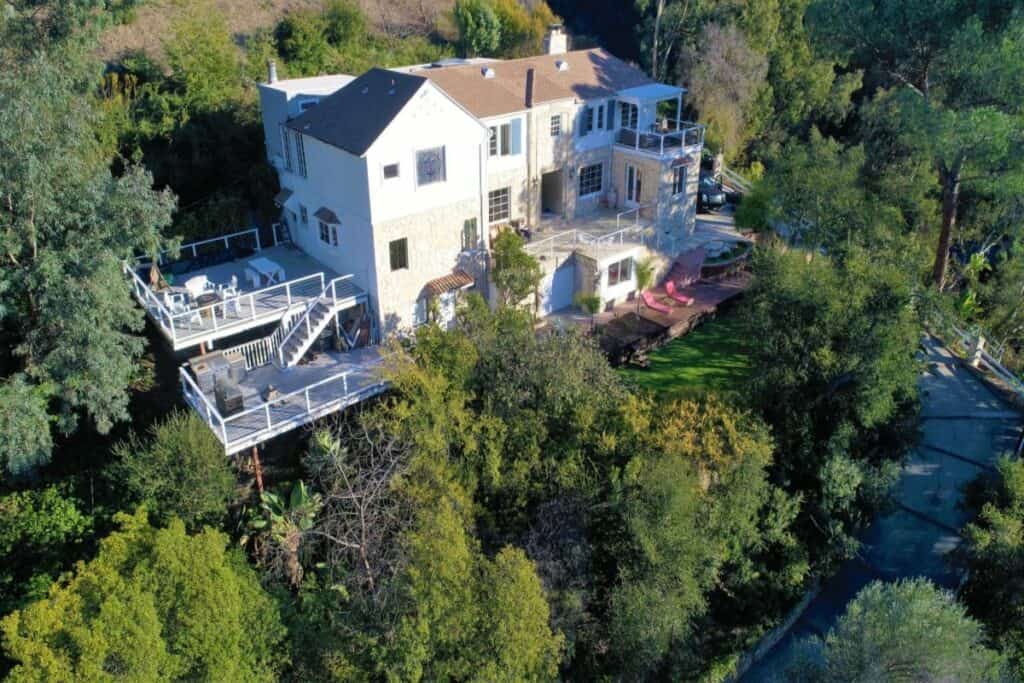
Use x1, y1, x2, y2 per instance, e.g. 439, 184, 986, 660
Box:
525, 67, 535, 108
267, 60, 278, 84
482, 67, 496, 79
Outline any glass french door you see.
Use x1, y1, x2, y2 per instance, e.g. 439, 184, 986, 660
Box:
625, 163, 642, 206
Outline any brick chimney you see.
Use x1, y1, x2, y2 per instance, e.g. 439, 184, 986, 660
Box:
544, 24, 568, 55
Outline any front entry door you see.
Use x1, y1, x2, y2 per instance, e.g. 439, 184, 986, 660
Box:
625, 163, 642, 206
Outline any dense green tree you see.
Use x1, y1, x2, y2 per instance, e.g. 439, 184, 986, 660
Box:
0, 486, 93, 613
607, 397, 806, 677
490, 230, 543, 308
744, 130, 907, 258
0, 7, 176, 477
106, 410, 237, 529
744, 247, 919, 567
1, 508, 287, 681
454, 0, 503, 57
785, 579, 1002, 682
960, 457, 1024, 678
810, 0, 1024, 289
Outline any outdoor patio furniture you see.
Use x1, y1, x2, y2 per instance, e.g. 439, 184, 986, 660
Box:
245, 267, 260, 289
641, 290, 671, 314
194, 291, 221, 319
247, 257, 286, 285
665, 280, 694, 306
184, 274, 211, 299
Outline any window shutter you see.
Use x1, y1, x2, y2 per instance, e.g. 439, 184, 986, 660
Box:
509, 119, 522, 155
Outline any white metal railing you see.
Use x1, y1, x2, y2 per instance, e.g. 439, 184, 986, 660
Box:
180, 357, 386, 451
223, 307, 303, 370
275, 275, 357, 368
128, 266, 325, 346
138, 227, 262, 267
615, 121, 705, 156
950, 322, 1024, 398
615, 204, 655, 232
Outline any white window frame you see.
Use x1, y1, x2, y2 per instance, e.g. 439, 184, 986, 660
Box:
412, 297, 428, 327
619, 102, 639, 129
488, 187, 511, 224
578, 163, 603, 197
280, 125, 293, 172
319, 221, 339, 247
580, 107, 594, 136
672, 166, 687, 196
608, 257, 633, 286
489, 123, 515, 157
294, 132, 307, 178
550, 114, 562, 137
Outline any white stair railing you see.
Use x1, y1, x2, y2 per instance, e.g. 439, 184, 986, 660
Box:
275, 275, 357, 369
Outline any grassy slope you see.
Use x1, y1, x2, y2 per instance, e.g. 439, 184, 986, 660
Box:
618, 310, 750, 400
98, 0, 453, 63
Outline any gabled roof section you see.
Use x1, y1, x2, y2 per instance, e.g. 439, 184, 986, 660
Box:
407, 48, 655, 118
286, 68, 426, 156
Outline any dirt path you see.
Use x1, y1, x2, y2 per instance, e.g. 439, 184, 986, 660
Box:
744, 336, 1024, 680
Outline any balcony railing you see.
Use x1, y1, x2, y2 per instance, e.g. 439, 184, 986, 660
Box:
180, 356, 387, 454
615, 120, 705, 156
125, 264, 326, 348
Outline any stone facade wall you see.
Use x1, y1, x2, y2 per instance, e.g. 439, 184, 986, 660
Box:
371, 196, 479, 332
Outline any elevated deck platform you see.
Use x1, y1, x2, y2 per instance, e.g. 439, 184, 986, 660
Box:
181, 345, 386, 455
126, 231, 363, 351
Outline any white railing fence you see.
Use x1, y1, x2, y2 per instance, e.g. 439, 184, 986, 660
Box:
274, 275, 357, 368
138, 227, 262, 268
224, 307, 303, 370
180, 357, 386, 451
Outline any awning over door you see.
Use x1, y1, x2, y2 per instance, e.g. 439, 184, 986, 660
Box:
273, 188, 293, 206
424, 270, 474, 297
314, 206, 340, 224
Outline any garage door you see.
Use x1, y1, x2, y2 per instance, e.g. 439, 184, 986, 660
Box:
539, 260, 575, 315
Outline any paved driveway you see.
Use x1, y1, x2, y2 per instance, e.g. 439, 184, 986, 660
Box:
744, 336, 1023, 680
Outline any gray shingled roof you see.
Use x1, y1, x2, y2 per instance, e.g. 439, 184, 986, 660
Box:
286, 68, 426, 156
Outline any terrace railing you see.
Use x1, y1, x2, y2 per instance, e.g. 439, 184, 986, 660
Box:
615, 121, 705, 157
138, 227, 262, 267
180, 357, 386, 454
125, 263, 326, 348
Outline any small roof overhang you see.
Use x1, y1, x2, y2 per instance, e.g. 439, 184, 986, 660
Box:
424, 270, 474, 297
314, 206, 340, 224
617, 82, 685, 103
273, 188, 294, 206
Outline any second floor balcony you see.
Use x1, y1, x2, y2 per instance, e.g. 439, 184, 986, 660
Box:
615, 121, 705, 158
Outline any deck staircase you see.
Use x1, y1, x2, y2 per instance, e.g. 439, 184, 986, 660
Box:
274, 275, 362, 369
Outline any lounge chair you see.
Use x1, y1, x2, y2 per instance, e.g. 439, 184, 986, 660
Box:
641, 290, 671, 314
665, 280, 694, 306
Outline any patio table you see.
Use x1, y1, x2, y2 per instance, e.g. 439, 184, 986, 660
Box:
247, 257, 286, 286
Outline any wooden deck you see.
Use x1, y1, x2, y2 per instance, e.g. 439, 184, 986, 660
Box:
129, 244, 365, 351
181, 346, 386, 455
554, 273, 751, 365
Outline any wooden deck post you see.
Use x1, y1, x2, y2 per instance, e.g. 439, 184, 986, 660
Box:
251, 446, 264, 494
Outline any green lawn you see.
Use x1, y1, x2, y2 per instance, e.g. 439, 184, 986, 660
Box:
618, 310, 751, 400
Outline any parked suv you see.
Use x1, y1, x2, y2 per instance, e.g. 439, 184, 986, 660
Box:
698, 173, 727, 212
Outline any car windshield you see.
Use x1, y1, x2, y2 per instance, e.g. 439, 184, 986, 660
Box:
700, 176, 718, 189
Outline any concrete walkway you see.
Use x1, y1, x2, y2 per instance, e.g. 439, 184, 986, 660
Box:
744, 336, 1024, 680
